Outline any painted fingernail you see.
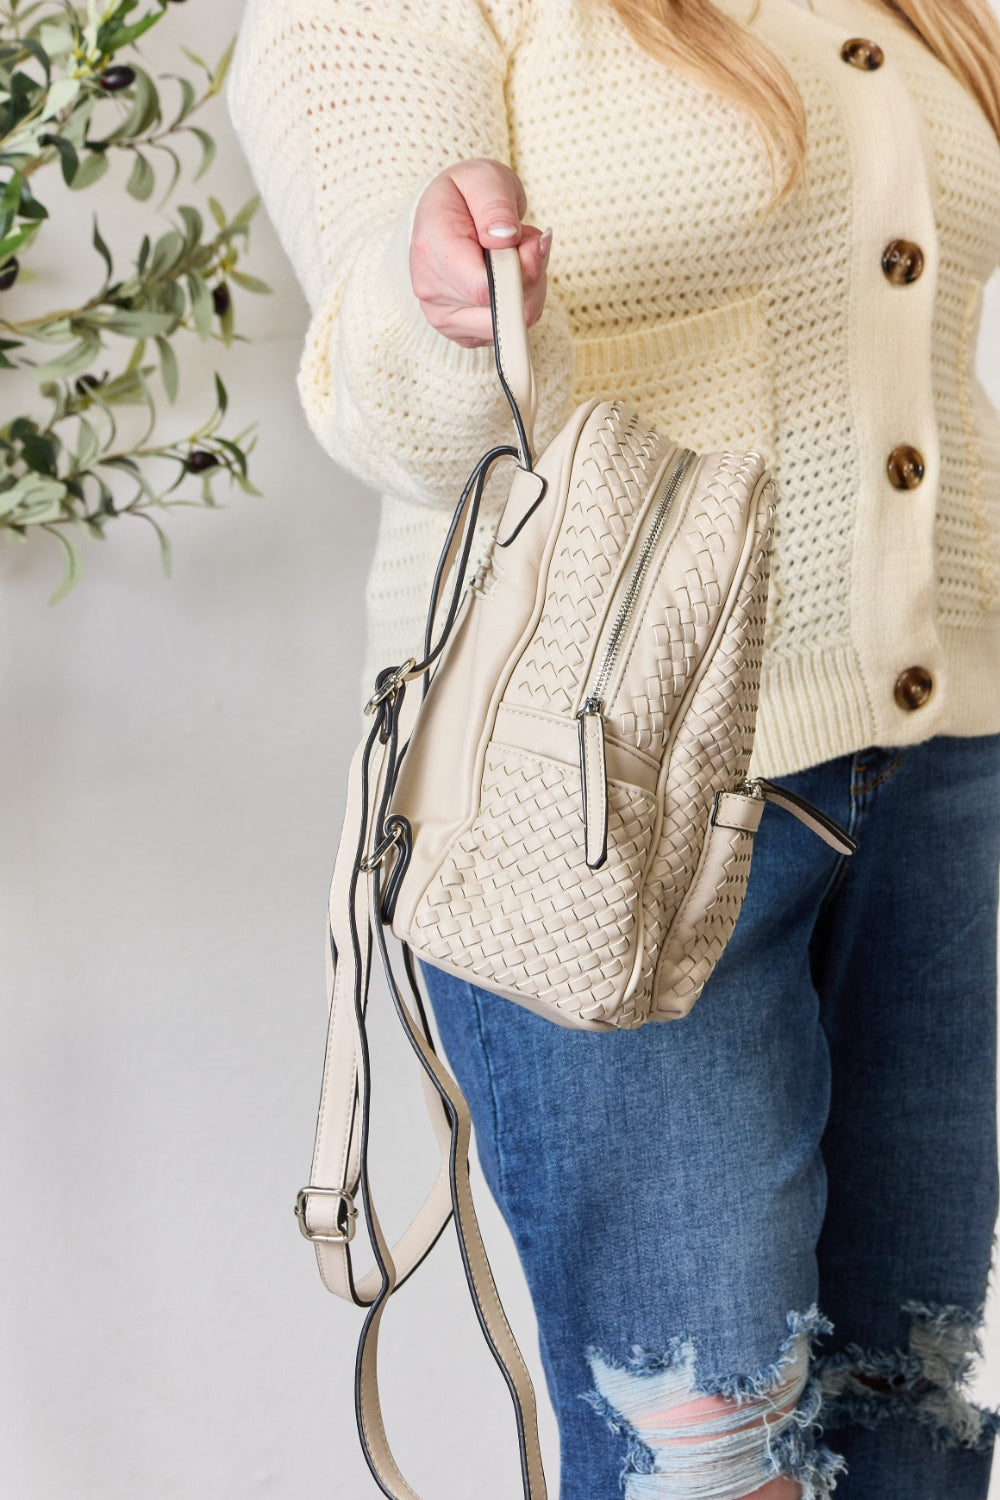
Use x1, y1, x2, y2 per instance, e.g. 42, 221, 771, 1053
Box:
538, 227, 553, 257
487, 222, 520, 238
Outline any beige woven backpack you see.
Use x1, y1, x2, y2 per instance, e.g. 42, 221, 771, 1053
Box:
297, 248, 854, 1500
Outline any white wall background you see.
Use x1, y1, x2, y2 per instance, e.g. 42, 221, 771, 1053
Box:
1, 3, 999, 1497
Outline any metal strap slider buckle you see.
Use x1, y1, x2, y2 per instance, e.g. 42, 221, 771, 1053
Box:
295, 1186, 358, 1244
364, 658, 418, 715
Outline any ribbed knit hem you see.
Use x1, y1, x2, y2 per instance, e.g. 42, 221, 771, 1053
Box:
751, 622, 1000, 779
937, 620, 1000, 743
372, 190, 501, 394
751, 644, 875, 780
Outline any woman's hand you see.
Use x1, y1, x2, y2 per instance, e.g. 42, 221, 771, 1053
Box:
410, 158, 552, 348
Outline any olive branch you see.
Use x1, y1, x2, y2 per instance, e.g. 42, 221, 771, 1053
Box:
0, 0, 268, 599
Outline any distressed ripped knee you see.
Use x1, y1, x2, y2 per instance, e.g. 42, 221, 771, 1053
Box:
583, 1308, 846, 1500
815, 1299, 1000, 1454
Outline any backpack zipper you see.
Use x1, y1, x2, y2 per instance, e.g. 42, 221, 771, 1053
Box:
576, 446, 698, 868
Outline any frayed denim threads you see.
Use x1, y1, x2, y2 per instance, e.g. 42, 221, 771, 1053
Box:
584, 1308, 845, 1498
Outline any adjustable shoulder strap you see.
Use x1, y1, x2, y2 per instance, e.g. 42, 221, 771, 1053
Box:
295, 696, 455, 1306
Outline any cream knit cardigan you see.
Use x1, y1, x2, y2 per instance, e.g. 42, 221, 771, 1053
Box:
226, 0, 1000, 777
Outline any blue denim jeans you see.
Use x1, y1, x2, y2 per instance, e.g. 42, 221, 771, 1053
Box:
421, 735, 1000, 1500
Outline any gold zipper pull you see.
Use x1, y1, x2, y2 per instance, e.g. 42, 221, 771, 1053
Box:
577, 698, 609, 869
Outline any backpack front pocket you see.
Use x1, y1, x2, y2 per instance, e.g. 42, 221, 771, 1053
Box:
409, 744, 657, 1029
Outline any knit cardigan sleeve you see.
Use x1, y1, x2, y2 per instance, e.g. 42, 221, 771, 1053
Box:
226, 0, 575, 508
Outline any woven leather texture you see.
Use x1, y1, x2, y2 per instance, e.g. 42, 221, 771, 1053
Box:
395, 399, 775, 1030
413, 745, 656, 1026
505, 406, 671, 718
639, 479, 774, 1023
612, 452, 765, 754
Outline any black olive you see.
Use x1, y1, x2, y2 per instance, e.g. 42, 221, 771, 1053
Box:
186, 450, 219, 473
97, 65, 136, 92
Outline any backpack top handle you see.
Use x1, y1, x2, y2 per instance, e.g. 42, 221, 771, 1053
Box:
485, 246, 538, 470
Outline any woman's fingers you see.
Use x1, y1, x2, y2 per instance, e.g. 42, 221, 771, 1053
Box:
410, 159, 550, 346
411, 171, 497, 306
449, 156, 528, 246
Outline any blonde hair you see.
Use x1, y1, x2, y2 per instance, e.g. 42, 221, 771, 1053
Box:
608, 0, 1000, 204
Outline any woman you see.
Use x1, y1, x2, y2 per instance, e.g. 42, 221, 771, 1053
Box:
227, 1, 1000, 1494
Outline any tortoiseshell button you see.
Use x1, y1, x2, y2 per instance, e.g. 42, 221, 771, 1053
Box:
886, 445, 925, 490
841, 37, 885, 70
882, 240, 925, 285
894, 667, 934, 710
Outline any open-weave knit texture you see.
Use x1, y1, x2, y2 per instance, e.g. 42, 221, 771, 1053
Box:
227, 0, 1000, 777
